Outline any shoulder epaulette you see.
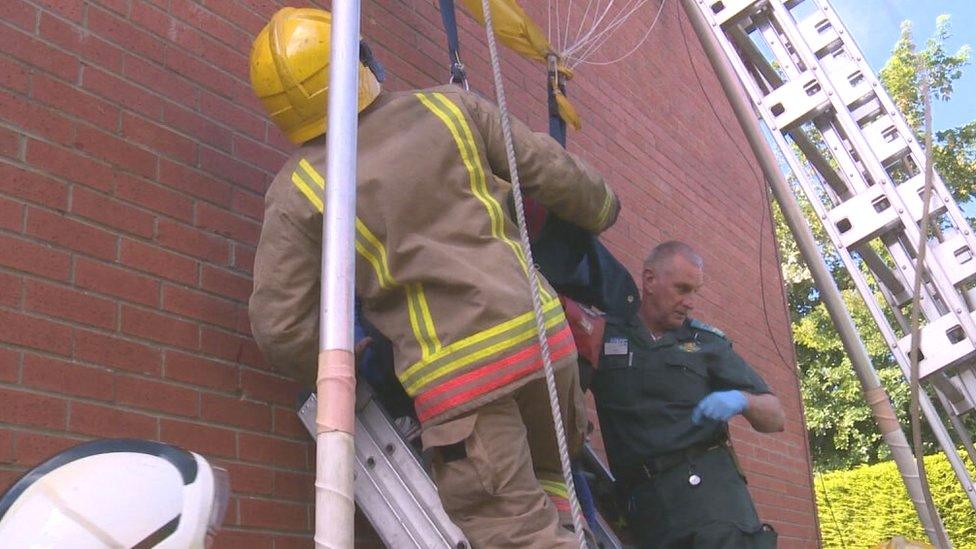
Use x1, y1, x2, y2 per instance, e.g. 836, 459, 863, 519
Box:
689, 318, 727, 339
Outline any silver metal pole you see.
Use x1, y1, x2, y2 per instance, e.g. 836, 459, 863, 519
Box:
316, 1, 362, 547
678, 0, 948, 543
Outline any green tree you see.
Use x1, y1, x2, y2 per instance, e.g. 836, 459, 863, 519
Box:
779, 16, 972, 470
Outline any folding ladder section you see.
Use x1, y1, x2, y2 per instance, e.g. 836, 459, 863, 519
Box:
298, 387, 469, 548
687, 0, 976, 507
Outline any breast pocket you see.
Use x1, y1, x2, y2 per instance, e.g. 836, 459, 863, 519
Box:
659, 354, 710, 405
592, 353, 640, 404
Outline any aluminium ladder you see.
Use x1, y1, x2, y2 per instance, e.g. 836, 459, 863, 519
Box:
687, 0, 976, 509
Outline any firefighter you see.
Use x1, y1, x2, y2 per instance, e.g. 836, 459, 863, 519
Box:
247, 8, 619, 547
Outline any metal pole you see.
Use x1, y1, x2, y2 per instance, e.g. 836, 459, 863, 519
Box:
678, 0, 949, 543
316, 1, 361, 547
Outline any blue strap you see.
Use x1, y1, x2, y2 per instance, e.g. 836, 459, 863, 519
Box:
437, 0, 468, 87
547, 76, 567, 146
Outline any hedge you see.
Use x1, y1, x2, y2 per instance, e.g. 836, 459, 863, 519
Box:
815, 452, 976, 548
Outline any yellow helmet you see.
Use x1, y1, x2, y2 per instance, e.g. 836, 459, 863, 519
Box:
249, 7, 382, 145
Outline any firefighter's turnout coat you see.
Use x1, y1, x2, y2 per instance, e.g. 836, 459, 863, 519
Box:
250, 85, 619, 425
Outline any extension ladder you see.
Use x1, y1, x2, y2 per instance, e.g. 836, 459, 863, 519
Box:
298, 386, 625, 547
687, 0, 976, 508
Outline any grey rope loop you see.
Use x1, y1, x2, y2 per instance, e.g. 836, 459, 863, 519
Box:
478, 0, 588, 546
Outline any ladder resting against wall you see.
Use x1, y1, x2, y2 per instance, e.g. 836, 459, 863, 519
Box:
687, 0, 976, 509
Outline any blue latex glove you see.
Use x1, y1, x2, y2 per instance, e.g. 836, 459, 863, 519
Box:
691, 390, 748, 424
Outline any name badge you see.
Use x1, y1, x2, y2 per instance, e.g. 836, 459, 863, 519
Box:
604, 337, 629, 356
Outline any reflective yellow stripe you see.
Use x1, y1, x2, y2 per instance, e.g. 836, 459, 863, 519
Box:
400, 296, 565, 394
540, 479, 569, 499
416, 92, 530, 273
597, 185, 614, 228
292, 159, 439, 356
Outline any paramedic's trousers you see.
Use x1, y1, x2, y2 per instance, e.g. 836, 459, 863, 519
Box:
424, 356, 587, 548
626, 445, 778, 548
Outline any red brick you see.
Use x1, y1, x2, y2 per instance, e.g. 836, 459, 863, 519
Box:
163, 44, 241, 100
71, 186, 155, 239
163, 350, 238, 391
123, 54, 199, 109
26, 207, 118, 261
0, 386, 67, 429
24, 279, 117, 330
199, 146, 269, 194
162, 104, 232, 151
233, 244, 256, 275
273, 534, 316, 549
232, 135, 289, 175
13, 431, 85, 466
273, 407, 309, 439
201, 327, 268, 370
216, 460, 274, 496
201, 265, 253, 302
69, 400, 158, 439
82, 65, 167, 122
0, 347, 18, 382
231, 189, 264, 222
34, 0, 84, 22
39, 12, 124, 72
162, 284, 237, 329
0, 55, 29, 94
241, 369, 301, 406
0, 90, 74, 145
171, 0, 251, 52
273, 470, 313, 502
201, 92, 265, 138
158, 158, 233, 205
22, 353, 115, 401
114, 172, 194, 223
34, 72, 121, 130
75, 329, 162, 375
73, 123, 158, 180
0, 234, 71, 280
212, 530, 273, 549
0, 470, 21, 493
239, 498, 307, 531
129, 0, 176, 39
159, 418, 236, 458
157, 219, 230, 264
120, 238, 199, 286
0, 125, 22, 159
87, 4, 166, 64
116, 375, 200, 417
203, 0, 267, 35
238, 432, 308, 470
0, 23, 79, 80
121, 305, 200, 349
0, 162, 69, 209
196, 202, 261, 246
202, 393, 272, 431
0, 0, 36, 32
0, 309, 72, 356
26, 139, 115, 192
75, 257, 160, 307
0, 195, 23, 231
121, 112, 198, 164
0, 429, 12, 464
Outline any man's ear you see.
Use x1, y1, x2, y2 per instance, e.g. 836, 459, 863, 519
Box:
642, 267, 654, 290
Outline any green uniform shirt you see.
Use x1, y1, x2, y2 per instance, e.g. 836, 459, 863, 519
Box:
591, 315, 771, 475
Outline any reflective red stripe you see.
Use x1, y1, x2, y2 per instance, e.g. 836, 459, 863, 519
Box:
416, 325, 575, 422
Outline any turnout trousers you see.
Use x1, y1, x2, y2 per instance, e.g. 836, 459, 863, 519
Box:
424, 356, 588, 548
627, 446, 777, 548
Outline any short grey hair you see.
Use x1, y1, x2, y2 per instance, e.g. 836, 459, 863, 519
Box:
643, 240, 703, 271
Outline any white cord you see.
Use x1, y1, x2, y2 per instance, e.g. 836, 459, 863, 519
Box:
571, 0, 667, 67
480, 0, 588, 546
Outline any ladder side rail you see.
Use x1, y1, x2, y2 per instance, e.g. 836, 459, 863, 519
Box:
764, 0, 976, 345
918, 388, 976, 507
814, 0, 976, 255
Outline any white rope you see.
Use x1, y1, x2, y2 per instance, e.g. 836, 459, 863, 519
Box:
480, 0, 588, 546
565, 0, 654, 63
570, 0, 666, 67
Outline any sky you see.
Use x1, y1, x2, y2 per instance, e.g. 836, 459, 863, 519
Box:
827, 0, 975, 131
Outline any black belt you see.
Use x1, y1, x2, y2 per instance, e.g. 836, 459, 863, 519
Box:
624, 438, 728, 484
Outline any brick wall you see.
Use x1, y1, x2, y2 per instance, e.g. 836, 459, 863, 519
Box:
0, 0, 819, 547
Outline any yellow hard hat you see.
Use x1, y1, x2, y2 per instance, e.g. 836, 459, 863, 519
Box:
249, 7, 381, 145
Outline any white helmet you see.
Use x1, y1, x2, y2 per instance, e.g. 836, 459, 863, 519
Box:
0, 439, 230, 548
